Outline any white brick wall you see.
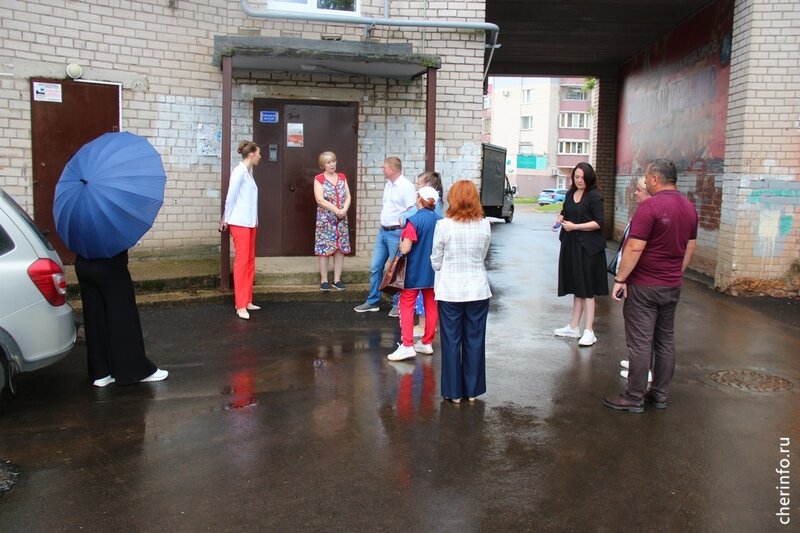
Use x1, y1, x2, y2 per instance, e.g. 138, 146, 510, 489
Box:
718, 0, 800, 291
0, 0, 487, 257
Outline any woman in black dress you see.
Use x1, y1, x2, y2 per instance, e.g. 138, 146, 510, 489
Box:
552, 162, 608, 346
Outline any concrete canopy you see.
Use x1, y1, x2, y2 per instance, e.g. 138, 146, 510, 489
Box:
213, 36, 441, 80
485, 0, 715, 76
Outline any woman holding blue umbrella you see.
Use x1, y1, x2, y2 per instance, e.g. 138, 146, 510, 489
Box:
219, 140, 262, 320
54, 131, 169, 387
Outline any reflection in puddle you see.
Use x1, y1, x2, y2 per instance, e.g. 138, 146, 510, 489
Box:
387, 361, 436, 422
223, 372, 258, 410
224, 397, 258, 410
312, 342, 350, 439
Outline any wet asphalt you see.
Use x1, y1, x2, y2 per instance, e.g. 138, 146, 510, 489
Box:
1, 209, 798, 532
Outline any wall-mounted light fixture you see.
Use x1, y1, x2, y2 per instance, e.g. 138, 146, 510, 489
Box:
66, 63, 83, 79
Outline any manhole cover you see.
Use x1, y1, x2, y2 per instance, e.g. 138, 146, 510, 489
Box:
0, 461, 21, 493
708, 369, 793, 392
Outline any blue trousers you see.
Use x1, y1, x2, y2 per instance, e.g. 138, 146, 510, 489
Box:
366, 227, 401, 306
438, 299, 489, 399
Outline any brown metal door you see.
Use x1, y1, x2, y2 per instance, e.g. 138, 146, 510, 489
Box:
253, 99, 357, 256
30, 79, 120, 263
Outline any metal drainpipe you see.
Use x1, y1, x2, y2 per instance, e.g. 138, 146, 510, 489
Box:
239, 0, 500, 82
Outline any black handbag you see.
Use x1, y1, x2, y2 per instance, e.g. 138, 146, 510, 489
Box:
607, 251, 620, 275
379, 252, 407, 295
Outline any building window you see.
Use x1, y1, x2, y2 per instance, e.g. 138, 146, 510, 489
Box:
559, 112, 588, 128
519, 143, 533, 154
483, 95, 490, 109
270, 0, 357, 15
522, 89, 534, 104
482, 118, 492, 134
563, 87, 587, 100
558, 140, 589, 155
520, 116, 533, 130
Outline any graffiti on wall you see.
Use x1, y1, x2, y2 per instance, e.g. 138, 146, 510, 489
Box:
616, 0, 733, 176
746, 188, 799, 258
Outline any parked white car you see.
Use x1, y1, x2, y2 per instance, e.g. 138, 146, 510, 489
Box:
0, 188, 76, 395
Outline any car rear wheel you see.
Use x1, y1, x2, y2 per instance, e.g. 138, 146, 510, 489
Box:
504, 206, 514, 223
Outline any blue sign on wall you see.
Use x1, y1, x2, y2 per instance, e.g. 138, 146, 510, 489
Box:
260, 111, 279, 124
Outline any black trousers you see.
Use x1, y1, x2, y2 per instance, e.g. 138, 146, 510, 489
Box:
74, 251, 156, 385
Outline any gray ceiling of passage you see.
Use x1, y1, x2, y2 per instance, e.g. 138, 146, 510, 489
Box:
485, 0, 715, 76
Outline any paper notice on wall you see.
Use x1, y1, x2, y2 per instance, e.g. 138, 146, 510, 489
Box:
33, 82, 62, 102
196, 123, 222, 157
287, 123, 304, 147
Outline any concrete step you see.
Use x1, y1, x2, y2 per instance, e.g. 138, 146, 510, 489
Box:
63, 255, 375, 309
67, 283, 372, 311
254, 270, 370, 286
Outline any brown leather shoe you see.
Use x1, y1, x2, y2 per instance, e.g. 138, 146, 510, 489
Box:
643, 391, 667, 409
603, 394, 644, 413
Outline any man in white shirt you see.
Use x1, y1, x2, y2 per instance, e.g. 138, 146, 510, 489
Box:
354, 156, 417, 316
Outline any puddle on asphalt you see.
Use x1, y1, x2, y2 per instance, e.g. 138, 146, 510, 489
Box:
221, 372, 258, 410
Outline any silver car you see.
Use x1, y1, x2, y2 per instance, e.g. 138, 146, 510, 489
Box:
0, 188, 76, 394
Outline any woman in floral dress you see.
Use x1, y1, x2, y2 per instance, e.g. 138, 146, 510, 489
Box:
314, 151, 351, 291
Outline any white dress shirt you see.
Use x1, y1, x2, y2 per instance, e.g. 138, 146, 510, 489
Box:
380, 175, 417, 227
223, 162, 258, 228
431, 218, 492, 302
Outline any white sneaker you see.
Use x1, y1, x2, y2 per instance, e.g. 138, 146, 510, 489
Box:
92, 375, 115, 387
554, 324, 581, 338
387, 344, 416, 361
620, 360, 630, 369
236, 308, 250, 320
413, 342, 433, 355
141, 369, 169, 382
246, 303, 261, 311
620, 369, 653, 382
578, 329, 597, 346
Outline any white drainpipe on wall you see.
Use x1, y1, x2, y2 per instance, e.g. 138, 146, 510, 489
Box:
239, 0, 501, 82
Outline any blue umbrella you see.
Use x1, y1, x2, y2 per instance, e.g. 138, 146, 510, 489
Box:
53, 132, 166, 259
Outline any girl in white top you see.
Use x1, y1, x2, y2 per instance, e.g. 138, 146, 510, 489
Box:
219, 140, 262, 320
431, 180, 492, 403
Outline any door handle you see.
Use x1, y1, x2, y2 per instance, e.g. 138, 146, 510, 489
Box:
289, 186, 295, 192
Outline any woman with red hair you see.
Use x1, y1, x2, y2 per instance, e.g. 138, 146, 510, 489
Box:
431, 180, 492, 403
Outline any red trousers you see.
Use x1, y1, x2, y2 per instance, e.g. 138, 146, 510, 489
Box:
229, 225, 256, 309
399, 288, 437, 346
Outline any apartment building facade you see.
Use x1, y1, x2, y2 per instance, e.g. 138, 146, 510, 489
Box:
1, 0, 490, 262
483, 77, 592, 198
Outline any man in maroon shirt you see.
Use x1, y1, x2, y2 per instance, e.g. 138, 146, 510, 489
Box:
604, 159, 698, 413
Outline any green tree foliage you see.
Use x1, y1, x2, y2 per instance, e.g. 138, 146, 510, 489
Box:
317, 0, 355, 11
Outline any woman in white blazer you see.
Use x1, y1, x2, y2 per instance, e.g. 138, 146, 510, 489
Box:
431, 180, 492, 403
219, 140, 262, 320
